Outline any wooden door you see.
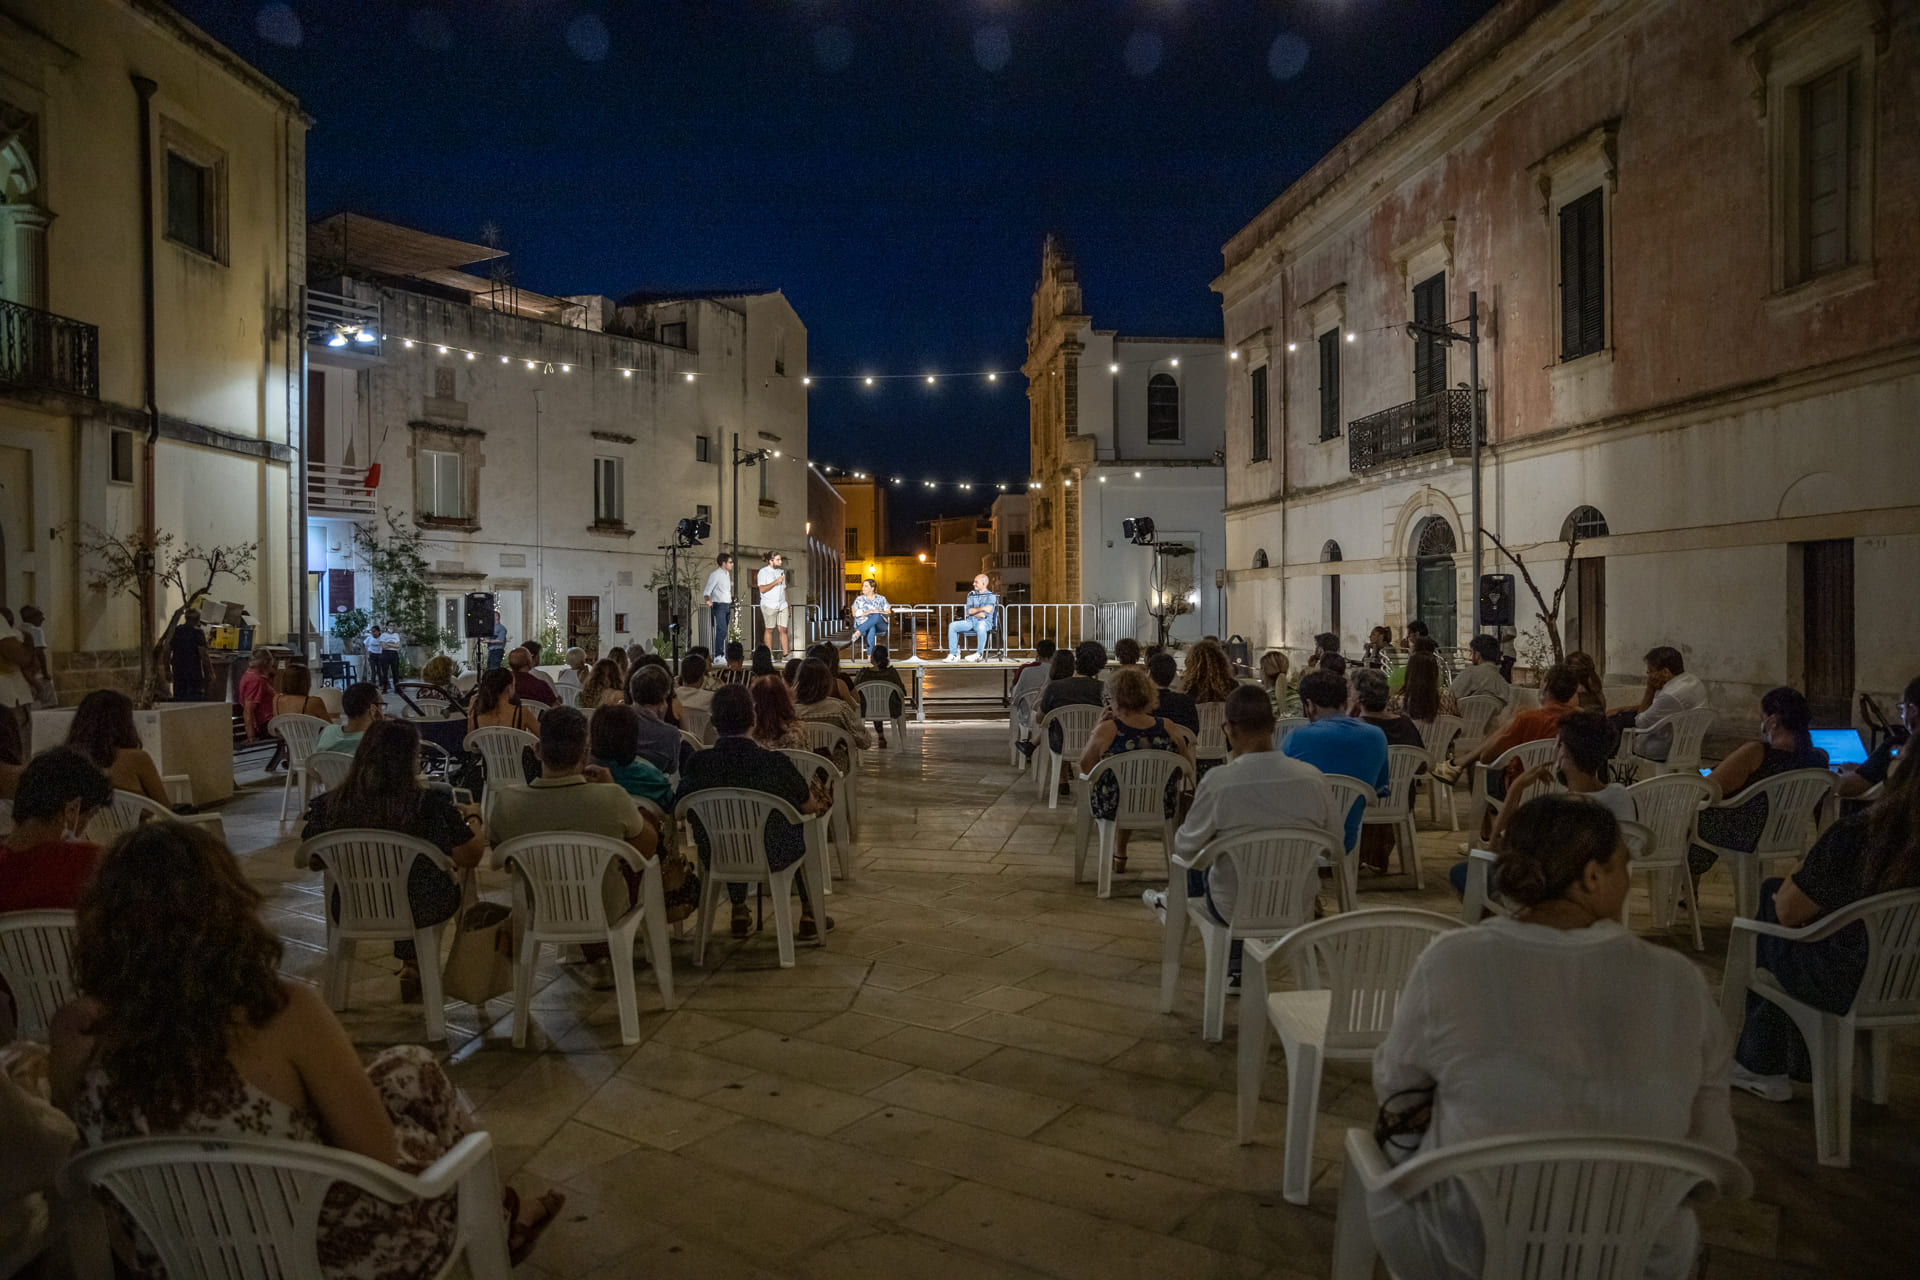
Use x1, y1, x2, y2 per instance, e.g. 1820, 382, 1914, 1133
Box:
1415, 557, 1456, 646
1802, 540, 1854, 725
1566, 557, 1606, 667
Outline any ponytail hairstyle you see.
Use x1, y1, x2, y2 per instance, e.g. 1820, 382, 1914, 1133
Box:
1761, 686, 1814, 757
1493, 794, 1623, 908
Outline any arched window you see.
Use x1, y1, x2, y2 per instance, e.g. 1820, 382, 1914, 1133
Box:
1147, 373, 1180, 442
1252, 549, 1269, 569
1321, 540, 1342, 562
1561, 505, 1610, 541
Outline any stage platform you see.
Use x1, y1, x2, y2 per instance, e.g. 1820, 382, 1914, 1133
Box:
847, 654, 1034, 722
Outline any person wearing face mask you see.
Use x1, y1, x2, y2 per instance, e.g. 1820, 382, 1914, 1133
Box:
1446, 711, 1631, 899
1689, 686, 1828, 878
0, 747, 113, 913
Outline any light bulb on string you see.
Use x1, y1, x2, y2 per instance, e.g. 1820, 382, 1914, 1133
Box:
865, 377, 875, 386
987, 373, 997, 382
465, 351, 475, 360
403, 339, 414, 349
1170, 358, 1179, 367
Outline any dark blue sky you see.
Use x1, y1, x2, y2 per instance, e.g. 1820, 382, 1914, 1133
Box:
178, 0, 1494, 543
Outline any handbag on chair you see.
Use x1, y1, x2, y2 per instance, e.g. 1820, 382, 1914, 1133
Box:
442, 874, 514, 1006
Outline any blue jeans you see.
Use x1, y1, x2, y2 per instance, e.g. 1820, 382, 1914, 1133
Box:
854, 615, 887, 650
710, 602, 732, 647
947, 617, 992, 656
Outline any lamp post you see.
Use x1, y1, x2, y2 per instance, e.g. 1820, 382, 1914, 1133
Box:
1405, 289, 1485, 621
730, 433, 772, 646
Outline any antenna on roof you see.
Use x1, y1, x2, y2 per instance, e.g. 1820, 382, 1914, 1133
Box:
478, 221, 518, 318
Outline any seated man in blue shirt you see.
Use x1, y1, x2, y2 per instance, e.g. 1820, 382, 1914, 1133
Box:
946, 574, 999, 662
1282, 669, 1390, 851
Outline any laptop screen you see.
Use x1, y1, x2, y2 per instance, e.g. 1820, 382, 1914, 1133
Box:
1808, 728, 1869, 768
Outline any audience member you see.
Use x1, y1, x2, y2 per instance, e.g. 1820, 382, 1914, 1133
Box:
238, 650, 277, 742
677, 654, 715, 714
1836, 676, 1917, 799
1433, 663, 1579, 787
302, 719, 484, 999
1370, 795, 1731, 1280
626, 666, 691, 774
1181, 640, 1239, 706
749, 645, 778, 679
1730, 751, 1920, 1101
1036, 640, 1109, 757
563, 647, 589, 680
1077, 667, 1196, 874
1392, 650, 1458, 723
1609, 645, 1706, 761
1113, 637, 1143, 669
1283, 670, 1389, 851
316, 681, 383, 756
674, 684, 830, 939
1319, 652, 1349, 679
1259, 650, 1300, 716
467, 667, 538, 733
418, 654, 467, 714
50, 821, 562, 1272
1143, 685, 1332, 988
578, 659, 626, 710
1449, 634, 1511, 708
506, 648, 557, 707
1690, 686, 1829, 877
795, 658, 871, 771
0, 748, 111, 911
853, 645, 907, 747
710, 641, 751, 689
271, 664, 330, 730
782, 656, 804, 685
808, 642, 860, 705
1309, 633, 1341, 673
0, 708, 22, 799
750, 673, 810, 750
588, 703, 674, 815
1010, 639, 1057, 708
1351, 669, 1424, 873
1363, 625, 1397, 670
65, 689, 171, 805
1146, 652, 1199, 736
1563, 650, 1607, 713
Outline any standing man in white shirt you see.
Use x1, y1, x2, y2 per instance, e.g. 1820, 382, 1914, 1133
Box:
756, 551, 790, 659
702, 552, 735, 651
1143, 684, 1335, 990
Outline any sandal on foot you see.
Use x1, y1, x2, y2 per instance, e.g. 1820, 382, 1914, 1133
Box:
730, 906, 752, 938
797, 915, 836, 939
1111, 854, 1128, 875
503, 1187, 568, 1266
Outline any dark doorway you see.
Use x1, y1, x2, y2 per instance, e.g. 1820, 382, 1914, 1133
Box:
1801, 539, 1855, 725
1413, 518, 1457, 645
1566, 557, 1606, 668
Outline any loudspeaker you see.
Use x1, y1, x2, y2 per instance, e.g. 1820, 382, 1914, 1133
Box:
1478, 575, 1515, 627
463, 593, 495, 639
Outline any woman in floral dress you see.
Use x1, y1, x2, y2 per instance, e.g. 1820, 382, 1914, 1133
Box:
1077, 666, 1196, 876
50, 822, 563, 1276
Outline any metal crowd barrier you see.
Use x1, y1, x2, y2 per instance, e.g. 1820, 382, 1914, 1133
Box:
877, 601, 1138, 659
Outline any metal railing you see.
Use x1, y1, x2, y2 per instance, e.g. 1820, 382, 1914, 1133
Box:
984, 551, 1030, 570
0, 297, 99, 399
1348, 388, 1485, 474
880, 601, 1137, 658
306, 461, 377, 517
306, 288, 382, 348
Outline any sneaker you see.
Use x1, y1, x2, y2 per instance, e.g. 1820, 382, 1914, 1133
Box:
1430, 761, 1461, 785
1141, 889, 1167, 923
964, 652, 984, 662
1225, 970, 1242, 996
1015, 740, 1036, 759
944, 654, 961, 662
1729, 1063, 1792, 1102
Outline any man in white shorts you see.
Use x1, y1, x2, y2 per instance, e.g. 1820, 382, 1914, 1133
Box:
756, 551, 790, 657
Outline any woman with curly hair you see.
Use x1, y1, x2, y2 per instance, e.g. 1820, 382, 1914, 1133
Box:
749, 673, 809, 751
49, 823, 563, 1272
577, 658, 626, 710
1180, 640, 1239, 706
64, 688, 172, 806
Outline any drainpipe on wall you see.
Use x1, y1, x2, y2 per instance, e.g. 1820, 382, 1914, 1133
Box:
131, 75, 159, 693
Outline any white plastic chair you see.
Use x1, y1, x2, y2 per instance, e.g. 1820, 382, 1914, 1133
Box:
781, 748, 855, 886
1625, 773, 1716, 950
1161, 826, 1338, 1042
1695, 769, 1835, 918
1331, 1128, 1751, 1280
271, 713, 330, 821
1467, 738, 1559, 838
1274, 715, 1309, 749
1455, 694, 1503, 756
0, 909, 77, 1043
1616, 706, 1717, 778
495, 832, 674, 1047
1362, 745, 1427, 888
1007, 688, 1042, 767
1071, 748, 1194, 900
680, 705, 714, 745
1458, 847, 1508, 924
87, 789, 227, 845
674, 788, 828, 968
1720, 887, 1920, 1167
1237, 908, 1463, 1204
1416, 714, 1463, 829
298, 828, 458, 1042
859, 680, 910, 750
553, 670, 582, 709
463, 725, 538, 825
1194, 702, 1229, 767
803, 721, 861, 838
1036, 704, 1104, 809
1319, 775, 1376, 909
61, 1131, 512, 1280
307, 750, 354, 795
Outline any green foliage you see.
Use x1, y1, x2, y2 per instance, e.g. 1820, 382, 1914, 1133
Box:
329, 607, 370, 651
353, 509, 448, 652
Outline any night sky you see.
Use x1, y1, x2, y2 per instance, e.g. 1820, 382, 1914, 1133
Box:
175, 0, 1495, 546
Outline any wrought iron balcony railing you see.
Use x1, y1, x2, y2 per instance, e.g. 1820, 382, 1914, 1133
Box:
0, 297, 99, 399
1348, 387, 1485, 474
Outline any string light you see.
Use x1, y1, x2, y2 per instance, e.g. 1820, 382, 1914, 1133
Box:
802, 376, 811, 385
403, 339, 414, 349
465, 351, 475, 360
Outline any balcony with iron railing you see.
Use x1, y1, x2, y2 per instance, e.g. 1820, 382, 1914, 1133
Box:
1348, 387, 1485, 474
307, 460, 377, 517
0, 297, 99, 399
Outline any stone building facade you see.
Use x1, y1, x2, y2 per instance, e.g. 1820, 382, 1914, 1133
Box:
1215, 0, 1918, 721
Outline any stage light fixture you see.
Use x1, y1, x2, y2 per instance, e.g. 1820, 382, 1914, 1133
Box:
1123, 516, 1156, 546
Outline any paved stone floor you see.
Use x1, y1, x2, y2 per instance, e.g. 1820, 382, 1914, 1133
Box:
219, 720, 1917, 1279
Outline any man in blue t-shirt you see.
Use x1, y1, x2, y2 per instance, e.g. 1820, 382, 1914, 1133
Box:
1282, 669, 1390, 850
945, 574, 999, 662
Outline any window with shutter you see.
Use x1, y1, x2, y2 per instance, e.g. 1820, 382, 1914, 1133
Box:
1147, 374, 1181, 441
1249, 365, 1269, 461
593, 457, 624, 524
1558, 189, 1605, 360
1799, 64, 1854, 279
418, 449, 464, 518
1318, 330, 1341, 440
1412, 273, 1446, 397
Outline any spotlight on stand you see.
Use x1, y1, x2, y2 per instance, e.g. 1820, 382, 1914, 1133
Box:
1123, 516, 1156, 546
674, 515, 710, 547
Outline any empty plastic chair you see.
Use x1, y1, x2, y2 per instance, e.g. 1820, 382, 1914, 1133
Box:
463, 725, 538, 825
1624, 773, 1716, 950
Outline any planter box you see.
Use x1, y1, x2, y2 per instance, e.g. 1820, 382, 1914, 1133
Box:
31, 700, 237, 804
